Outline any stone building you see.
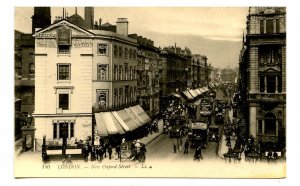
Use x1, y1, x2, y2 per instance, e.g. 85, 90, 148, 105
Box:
239, 7, 286, 151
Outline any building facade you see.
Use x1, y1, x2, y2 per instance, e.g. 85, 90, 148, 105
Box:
33, 17, 139, 149
239, 7, 286, 150
129, 34, 160, 118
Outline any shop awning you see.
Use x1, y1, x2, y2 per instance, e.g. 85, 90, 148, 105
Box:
183, 91, 194, 100
195, 89, 202, 96
111, 109, 139, 132
168, 93, 185, 102
94, 113, 109, 136
129, 105, 151, 124
188, 89, 198, 98
96, 112, 125, 135
124, 108, 144, 127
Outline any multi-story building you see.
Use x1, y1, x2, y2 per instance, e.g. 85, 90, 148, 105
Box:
239, 7, 286, 151
192, 54, 208, 87
33, 14, 151, 149
159, 46, 191, 110
128, 34, 160, 118
15, 7, 51, 139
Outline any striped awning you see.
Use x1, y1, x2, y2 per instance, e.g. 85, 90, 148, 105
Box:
188, 89, 198, 98
111, 109, 139, 132
95, 112, 125, 135
183, 91, 194, 100
124, 108, 144, 127
129, 105, 151, 124
94, 113, 109, 136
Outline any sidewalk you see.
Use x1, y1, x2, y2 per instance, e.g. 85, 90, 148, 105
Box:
140, 119, 163, 146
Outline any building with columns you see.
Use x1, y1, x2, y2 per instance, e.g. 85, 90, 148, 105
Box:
239, 7, 286, 151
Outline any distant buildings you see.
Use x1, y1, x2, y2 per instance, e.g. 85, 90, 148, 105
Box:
239, 7, 286, 151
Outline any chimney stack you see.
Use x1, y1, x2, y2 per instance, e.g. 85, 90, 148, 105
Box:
116, 18, 129, 37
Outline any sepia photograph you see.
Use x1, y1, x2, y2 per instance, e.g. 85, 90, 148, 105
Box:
13, 5, 287, 179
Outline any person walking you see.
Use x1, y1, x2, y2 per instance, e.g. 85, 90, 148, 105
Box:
139, 144, 147, 163
116, 145, 121, 159
184, 141, 189, 154
108, 145, 113, 160
84, 144, 89, 162
173, 143, 177, 153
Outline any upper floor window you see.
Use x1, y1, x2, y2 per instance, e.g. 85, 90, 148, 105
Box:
260, 18, 281, 34
29, 63, 35, 75
114, 88, 118, 107
118, 46, 123, 58
129, 49, 133, 59
113, 45, 118, 57
59, 94, 69, 110
57, 64, 71, 80
97, 43, 109, 55
97, 89, 108, 109
124, 47, 128, 58
119, 65, 123, 80
114, 65, 118, 80
97, 64, 108, 80
58, 45, 70, 54
124, 63, 128, 80
259, 46, 282, 64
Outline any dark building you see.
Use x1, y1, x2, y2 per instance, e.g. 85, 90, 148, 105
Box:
159, 46, 191, 111
239, 7, 286, 152
84, 7, 94, 29
31, 7, 51, 33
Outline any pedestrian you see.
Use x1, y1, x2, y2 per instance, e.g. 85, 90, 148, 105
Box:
95, 146, 100, 162
173, 143, 177, 153
84, 144, 89, 162
102, 144, 107, 158
99, 146, 104, 162
184, 141, 189, 154
108, 145, 113, 160
116, 145, 121, 159
139, 144, 147, 163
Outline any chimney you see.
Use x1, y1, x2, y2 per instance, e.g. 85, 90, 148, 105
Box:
116, 18, 129, 37
99, 18, 102, 26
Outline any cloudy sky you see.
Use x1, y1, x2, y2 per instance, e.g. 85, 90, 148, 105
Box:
15, 7, 249, 68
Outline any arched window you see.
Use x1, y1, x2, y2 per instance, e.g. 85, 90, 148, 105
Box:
265, 112, 276, 135
29, 63, 35, 74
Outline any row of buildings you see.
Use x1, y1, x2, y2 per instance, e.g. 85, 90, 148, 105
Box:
238, 7, 286, 152
15, 7, 216, 149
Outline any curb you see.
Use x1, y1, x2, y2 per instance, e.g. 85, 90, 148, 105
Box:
144, 132, 163, 146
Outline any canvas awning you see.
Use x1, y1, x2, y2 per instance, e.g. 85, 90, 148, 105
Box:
183, 90, 194, 100
195, 89, 202, 96
188, 89, 198, 98
95, 112, 125, 135
111, 109, 139, 132
94, 113, 109, 136
129, 105, 151, 124
124, 108, 144, 127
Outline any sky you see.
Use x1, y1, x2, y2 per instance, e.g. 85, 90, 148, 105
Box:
15, 7, 248, 68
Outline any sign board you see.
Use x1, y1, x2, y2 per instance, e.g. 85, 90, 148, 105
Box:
57, 26, 71, 45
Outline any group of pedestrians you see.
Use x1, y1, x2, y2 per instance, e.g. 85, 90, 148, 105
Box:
83, 142, 114, 162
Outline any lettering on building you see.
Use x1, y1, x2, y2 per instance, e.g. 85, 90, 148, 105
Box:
35, 39, 57, 48
72, 39, 93, 47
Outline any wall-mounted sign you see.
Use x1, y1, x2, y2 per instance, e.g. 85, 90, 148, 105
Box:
35, 33, 56, 39
35, 39, 56, 48
73, 39, 93, 47
57, 26, 71, 45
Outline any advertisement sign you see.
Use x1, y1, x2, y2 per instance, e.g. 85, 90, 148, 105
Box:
57, 26, 71, 45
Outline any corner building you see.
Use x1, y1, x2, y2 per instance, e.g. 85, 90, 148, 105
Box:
33, 18, 139, 149
241, 7, 286, 151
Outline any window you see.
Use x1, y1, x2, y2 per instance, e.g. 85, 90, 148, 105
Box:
118, 46, 123, 58
275, 19, 280, 33
29, 63, 35, 74
260, 20, 264, 34
119, 88, 123, 106
265, 113, 276, 135
114, 88, 118, 107
129, 87, 133, 103
133, 50, 137, 59
58, 45, 70, 54
96, 90, 108, 109
129, 49, 132, 59
266, 19, 273, 34
97, 64, 108, 80
260, 76, 265, 93
124, 47, 128, 58
129, 66, 132, 80
119, 65, 123, 80
114, 65, 118, 80
124, 85, 129, 104
259, 46, 282, 64
59, 94, 69, 110
278, 76, 282, 93
113, 45, 118, 57
53, 121, 75, 139
133, 67, 136, 79
267, 76, 276, 93
124, 63, 128, 80
57, 64, 71, 80
258, 120, 263, 134
97, 43, 109, 55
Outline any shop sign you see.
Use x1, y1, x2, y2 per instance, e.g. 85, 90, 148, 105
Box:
72, 39, 93, 47
35, 39, 56, 48
57, 26, 71, 45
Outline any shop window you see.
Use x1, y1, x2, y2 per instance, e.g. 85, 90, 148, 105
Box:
53, 122, 74, 139
57, 64, 71, 80
97, 64, 108, 80
97, 43, 109, 55
59, 94, 69, 110
258, 120, 263, 134
265, 112, 276, 135
278, 76, 282, 93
